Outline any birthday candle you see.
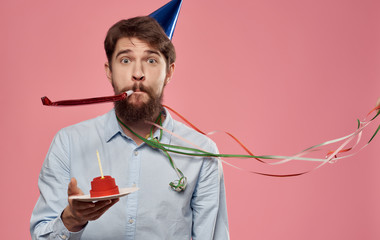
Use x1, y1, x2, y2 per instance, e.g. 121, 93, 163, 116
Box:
96, 150, 104, 179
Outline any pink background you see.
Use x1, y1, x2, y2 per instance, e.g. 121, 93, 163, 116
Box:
1, 0, 379, 239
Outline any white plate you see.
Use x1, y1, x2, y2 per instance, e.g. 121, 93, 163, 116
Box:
69, 187, 139, 202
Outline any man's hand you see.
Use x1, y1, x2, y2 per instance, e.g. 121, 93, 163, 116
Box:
61, 178, 119, 232
376, 97, 380, 108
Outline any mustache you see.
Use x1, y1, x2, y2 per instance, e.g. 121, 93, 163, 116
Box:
132, 83, 148, 92
120, 83, 154, 98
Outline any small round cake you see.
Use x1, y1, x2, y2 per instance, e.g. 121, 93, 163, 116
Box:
90, 176, 120, 197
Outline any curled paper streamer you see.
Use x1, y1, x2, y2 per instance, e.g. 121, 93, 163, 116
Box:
154, 104, 380, 176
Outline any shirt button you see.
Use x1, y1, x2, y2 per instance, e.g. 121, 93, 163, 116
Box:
134, 151, 138, 156
129, 218, 134, 224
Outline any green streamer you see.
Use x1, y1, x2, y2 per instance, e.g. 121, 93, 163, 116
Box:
118, 114, 187, 191
116, 106, 380, 178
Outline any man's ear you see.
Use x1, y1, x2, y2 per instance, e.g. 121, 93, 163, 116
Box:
105, 62, 112, 83
165, 63, 175, 86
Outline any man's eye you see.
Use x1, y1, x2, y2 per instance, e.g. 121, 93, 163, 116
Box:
121, 58, 130, 64
147, 59, 157, 64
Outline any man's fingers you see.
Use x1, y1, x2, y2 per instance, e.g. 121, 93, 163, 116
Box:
82, 199, 120, 220
376, 97, 380, 107
72, 199, 118, 217
69, 200, 109, 220
70, 200, 96, 210
68, 178, 84, 196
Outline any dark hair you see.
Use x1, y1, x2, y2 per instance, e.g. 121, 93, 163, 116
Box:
104, 16, 176, 70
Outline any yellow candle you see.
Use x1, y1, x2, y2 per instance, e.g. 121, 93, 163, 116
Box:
96, 150, 104, 179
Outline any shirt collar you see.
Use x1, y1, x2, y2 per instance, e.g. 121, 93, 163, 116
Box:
151, 108, 173, 145
104, 108, 174, 145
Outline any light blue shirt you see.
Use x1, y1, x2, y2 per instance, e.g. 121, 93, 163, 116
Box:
30, 108, 229, 240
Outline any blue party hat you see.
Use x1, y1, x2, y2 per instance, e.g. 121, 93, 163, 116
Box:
149, 0, 183, 40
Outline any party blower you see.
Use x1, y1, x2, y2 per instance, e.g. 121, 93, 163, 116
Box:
41, 90, 134, 106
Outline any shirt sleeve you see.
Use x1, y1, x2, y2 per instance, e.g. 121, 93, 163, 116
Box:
30, 130, 85, 240
191, 141, 230, 240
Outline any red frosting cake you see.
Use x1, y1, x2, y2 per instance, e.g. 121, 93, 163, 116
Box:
90, 176, 120, 197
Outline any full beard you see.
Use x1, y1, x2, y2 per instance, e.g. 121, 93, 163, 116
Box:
114, 83, 163, 124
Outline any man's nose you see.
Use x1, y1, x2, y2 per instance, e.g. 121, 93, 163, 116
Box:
132, 62, 145, 81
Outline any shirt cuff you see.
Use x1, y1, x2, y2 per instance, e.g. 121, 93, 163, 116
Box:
53, 215, 86, 240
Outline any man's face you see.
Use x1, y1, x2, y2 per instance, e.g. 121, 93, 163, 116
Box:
105, 37, 174, 122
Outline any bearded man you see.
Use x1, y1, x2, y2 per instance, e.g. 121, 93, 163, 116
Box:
31, 15, 229, 240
